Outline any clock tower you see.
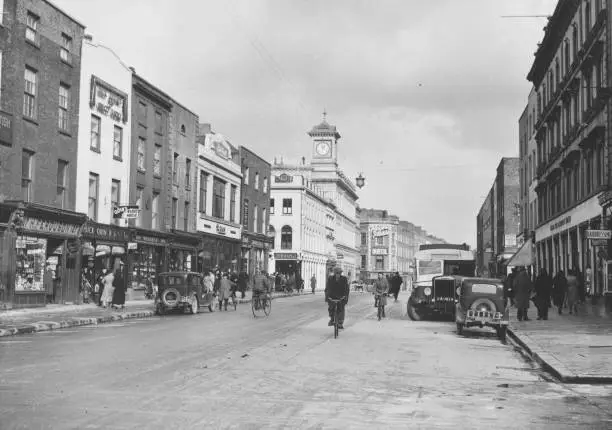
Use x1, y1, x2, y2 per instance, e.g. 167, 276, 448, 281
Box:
309, 110, 340, 167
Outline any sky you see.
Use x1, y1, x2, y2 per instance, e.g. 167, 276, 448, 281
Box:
54, 0, 558, 247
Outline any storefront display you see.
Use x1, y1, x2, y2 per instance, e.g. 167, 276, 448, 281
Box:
15, 236, 47, 291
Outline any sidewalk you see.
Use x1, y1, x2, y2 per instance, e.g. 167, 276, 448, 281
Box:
0, 290, 304, 338
507, 300, 612, 384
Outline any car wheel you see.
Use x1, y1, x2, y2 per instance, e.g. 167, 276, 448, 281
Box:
456, 322, 463, 336
161, 288, 181, 307
190, 296, 199, 315
407, 298, 423, 321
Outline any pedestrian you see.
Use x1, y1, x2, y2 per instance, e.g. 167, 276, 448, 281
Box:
390, 272, 403, 302
552, 270, 568, 315
217, 272, 234, 311
43, 265, 54, 304
504, 267, 517, 307
566, 269, 580, 315
96, 269, 107, 306
534, 268, 553, 320
325, 266, 350, 329
101, 269, 115, 308
512, 266, 533, 322
310, 275, 317, 294
238, 271, 248, 299
111, 264, 126, 310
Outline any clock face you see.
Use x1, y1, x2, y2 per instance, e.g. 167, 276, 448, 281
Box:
316, 141, 331, 156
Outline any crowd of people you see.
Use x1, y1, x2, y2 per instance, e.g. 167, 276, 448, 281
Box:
503, 266, 590, 321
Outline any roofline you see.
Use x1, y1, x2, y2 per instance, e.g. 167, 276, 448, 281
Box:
240, 146, 272, 167
43, 0, 86, 29
133, 73, 200, 118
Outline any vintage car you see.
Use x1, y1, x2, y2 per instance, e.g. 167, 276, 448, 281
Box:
154, 271, 216, 315
407, 275, 461, 321
455, 277, 509, 341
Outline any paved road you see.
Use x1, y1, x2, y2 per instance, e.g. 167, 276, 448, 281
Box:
1, 293, 611, 429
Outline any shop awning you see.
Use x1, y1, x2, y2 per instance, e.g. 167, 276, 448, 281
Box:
507, 239, 534, 267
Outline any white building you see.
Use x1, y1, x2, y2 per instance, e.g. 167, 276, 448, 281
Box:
269, 116, 360, 284
76, 42, 132, 226
195, 125, 243, 271
269, 167, 335, 288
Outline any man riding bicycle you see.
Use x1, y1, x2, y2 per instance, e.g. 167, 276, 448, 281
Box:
325, 266, 350, 329
252, 268, 270, 309
373, 272, 389, 318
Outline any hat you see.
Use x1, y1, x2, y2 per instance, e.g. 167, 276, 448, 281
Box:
333, 266, 342, 273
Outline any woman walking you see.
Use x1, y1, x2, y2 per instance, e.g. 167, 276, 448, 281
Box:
100, 269, 115, 309
566, 269, 580, 315
111, 265, 126, 310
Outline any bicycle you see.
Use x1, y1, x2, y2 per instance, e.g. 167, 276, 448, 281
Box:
374, 292, 388, 321
327, 296, 346, 339
251, 290, 271, 317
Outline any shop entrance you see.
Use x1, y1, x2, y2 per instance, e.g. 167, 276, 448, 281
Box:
275, 260, 300, 276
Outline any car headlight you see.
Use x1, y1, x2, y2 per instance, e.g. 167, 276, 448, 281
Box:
456, 287, 461, 296
423, 287, 432, 296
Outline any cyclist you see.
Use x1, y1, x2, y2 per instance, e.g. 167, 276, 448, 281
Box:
325, 266, 350, 329
373, 272, 389, 318
252, 268, 270, 309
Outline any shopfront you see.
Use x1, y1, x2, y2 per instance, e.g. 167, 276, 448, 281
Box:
274, 252, 301, 276
0, 202, 87, 309
128, 229, 170, 290
197, 218, 242, 273
241, 234, 272, 278
168, 230, 200, 272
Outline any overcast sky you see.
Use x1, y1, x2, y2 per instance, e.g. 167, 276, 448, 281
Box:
56, 0, 557, 246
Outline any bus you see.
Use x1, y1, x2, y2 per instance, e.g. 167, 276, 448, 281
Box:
413, 243, 475, 289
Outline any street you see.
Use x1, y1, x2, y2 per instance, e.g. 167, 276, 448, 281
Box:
1, 293, 611, 430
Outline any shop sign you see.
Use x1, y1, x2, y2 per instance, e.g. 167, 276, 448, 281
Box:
127, 242, 138, 250
22, 217, 81, 236
135, 234, 168, 246
275, 252, 298, 260
216, 225, 226, 235
504, 234, 517, 247
113, 205, 140, 219
93, 83, 126, 123
0, 110, 13, 147
586, 230, 612, 240
337, 252, 344, 260
591, 239, 608, 247
550, 216, 571, 232
371, 248, 388, 255
82, 223, 130, 242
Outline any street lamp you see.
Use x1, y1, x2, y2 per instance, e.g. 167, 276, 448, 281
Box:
355, 173, 366, 189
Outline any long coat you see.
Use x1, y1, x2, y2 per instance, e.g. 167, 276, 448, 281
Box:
566, 274, 580, 307
112, 271, 126, 306
512, 271, 533, 309
217, 278, 234, 301
534, 273, 553, 310
552, 273, 567, 308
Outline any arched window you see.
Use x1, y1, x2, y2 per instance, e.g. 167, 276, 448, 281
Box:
281, 225, 292, 250
269, 225, 276, 249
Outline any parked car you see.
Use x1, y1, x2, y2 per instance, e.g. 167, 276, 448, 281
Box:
407, 275, 460, 321
154, 271, 216, 315
455, 277, 509, 341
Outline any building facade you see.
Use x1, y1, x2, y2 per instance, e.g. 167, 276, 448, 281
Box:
0, 0, 86, 309
269, 166, 335, 288
357, 208, 399, 280
476, 188, 494, 277
239, 146, 272, 277
526, 0, 611, 298
195, 124, 242, 272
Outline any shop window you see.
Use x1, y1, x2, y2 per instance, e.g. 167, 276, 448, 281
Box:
111, 179, 120, 224
88, 172, 99, 221
213, 177, 226, 219
269, 198, 274, 214
281, 225, 292, 250
230, 184, 237, 222
282, 198, 292, 215
90, 115, 101, 151
57, 159, 68, 209
15, 236, 47, 291
152, 192, 160, 229
113, 126, 123, 160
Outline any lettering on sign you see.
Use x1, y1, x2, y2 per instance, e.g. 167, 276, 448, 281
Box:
22, 218, 80, 236
274, 253, 298, 260
92, 81, 126, 124
0, 111, 13, 146
135, 234, 168, 246
585, 230, 612, 240
550, 216, 571, 232
82, 223, 130, 242
274, 173, 293, 183
216, 225, 227, 235
371, 248, 388, 256
113, 205, 140, 219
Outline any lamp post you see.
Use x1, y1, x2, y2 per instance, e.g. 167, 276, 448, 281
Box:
355, 173, 366, 189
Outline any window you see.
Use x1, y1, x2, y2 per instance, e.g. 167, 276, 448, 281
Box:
58, 84, 69, 131
180, 124, 186, 134
564, 40, 570, 74
375, 256, 384, 271
113, 126, 123, 159
585, 1, 591, 31
21, 150, 33, 201
173, 153, 179, 183
23, 67, 37, 118
184, 202, 190, 230
261, 208, 266, 233
111, 180, 120, 223
56, 160, 68, 209
137, 138, 146, 171
171, 198, 178, 229
213, 177, 226, 219
244, 167, 249, 185
255, 173, 260, 190
88, 173, 99, 221
139, 102, 147, 124
254, 205, 259, 233
151, 192, 159, 229
60, 33, 72, 63
269, 225, 276, 248
281, 226, 292, 250
199, 171, 208, 214
361, 232, 367, 245
25, 12, 39, 44
263, 177, 268, 193
282, 198, 292, 214
572, 25, 578, 60
270, 198, 275, 214
90, 115, 101, 150
153, 145, 162, 176
135, 186, 144, 227
154, 111, 162, 133
230, 184, 237, 222
185, 158, 192, 188
361, 255, 367, 269
243, 199, 249, 228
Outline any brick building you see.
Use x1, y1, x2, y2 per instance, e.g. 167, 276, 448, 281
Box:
239, 146, 272, 277
0, 0, 87, 309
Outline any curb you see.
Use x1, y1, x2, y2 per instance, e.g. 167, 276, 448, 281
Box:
507, 325, 612, 385
0, 310, 155, 338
